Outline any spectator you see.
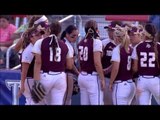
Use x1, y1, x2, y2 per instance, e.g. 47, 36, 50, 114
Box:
0, 15, 18, 69
0, 15, 17, 48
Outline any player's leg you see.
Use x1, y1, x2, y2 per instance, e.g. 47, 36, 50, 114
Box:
23, 78, 34, 105
131, 78, 138, 105
128, 82, 136, 105
64, 73, 74, 105
88, 75, 104, 105
112, 80, 136, 105
49, 72, 67, 105
78, 73, 90, 105
136, 76, 152, 105
38, 73, 56, 105
149, 77, 160, 105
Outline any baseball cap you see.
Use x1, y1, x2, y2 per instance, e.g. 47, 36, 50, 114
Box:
104, 21, 123, 29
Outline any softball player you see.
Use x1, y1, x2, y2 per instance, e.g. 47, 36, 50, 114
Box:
77, 20, 105, 105
14, 15, 49, 53
18, 27, 43, 105
33, 21, 72, 105
109, 25, 136, 105
132, 23, 160, 105
128, 25, 144, 105
102, 21, 122, 105
60, 25, 79, 105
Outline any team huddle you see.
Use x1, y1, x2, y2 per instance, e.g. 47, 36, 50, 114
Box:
17, 15, 160, 105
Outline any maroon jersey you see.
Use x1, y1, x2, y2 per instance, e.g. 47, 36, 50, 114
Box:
27, 57, 35, 77
136, 41, 160, 76
115, 47, 133, 81
102, 40, 116, 77
77, 38, 96, 73
41, 37, 68, 72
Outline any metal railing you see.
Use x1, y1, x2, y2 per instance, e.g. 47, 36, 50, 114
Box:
6, 44, 16, 69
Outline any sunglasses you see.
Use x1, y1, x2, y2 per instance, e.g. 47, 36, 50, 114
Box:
69, 34, 78, 38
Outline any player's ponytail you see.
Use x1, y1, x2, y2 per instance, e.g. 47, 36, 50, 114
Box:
113, 25, 130, 53
49, 21, 62, 61
49, 34, 59, 56
84, 20, 100, 40
144, 23, 159, 68
22, 27, 38, 49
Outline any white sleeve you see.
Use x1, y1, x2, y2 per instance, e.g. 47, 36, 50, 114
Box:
93, 39, 102, 52
131, 46, 138, 60
111, 46, 120, 62
66, 43, 74, 58
32, 39, 43, 55
21, 45, 34, 64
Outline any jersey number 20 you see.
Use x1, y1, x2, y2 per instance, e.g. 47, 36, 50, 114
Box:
79, 46, 88, 61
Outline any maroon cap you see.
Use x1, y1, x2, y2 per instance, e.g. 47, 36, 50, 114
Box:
104, 21, 123, 29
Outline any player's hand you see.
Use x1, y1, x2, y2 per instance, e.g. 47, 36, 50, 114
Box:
18, 85, 25, 98
109, 83, 113, 91
103, 68, 108, 75
100, 79, 105, 91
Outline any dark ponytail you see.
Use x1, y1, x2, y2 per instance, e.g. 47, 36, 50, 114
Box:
50, 35, 58, 56
85, 27, 99, 39
60, 31, 66, 40
145, 23, 159, 68
49, 21, 62, 61
84, 20, 99, 40
22, 27, 38, 49
60, 25, 77, 40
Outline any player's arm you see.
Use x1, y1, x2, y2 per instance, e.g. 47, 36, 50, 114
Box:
109, 46, 120, 91
131, 46, 138, 74
103, 64, 112, 75
109, 61, 119, 90
13, 37, 23, 53
34, 53, 41, 81
21, 62, 29, 86
18, 47, 34, 97
73, 64, 79, 76
93, 39, 105, 91
32, 39, 43, 81
18, 62, 30, 97
94, 51, 105, 91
